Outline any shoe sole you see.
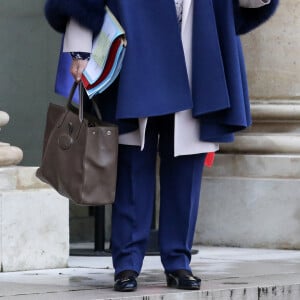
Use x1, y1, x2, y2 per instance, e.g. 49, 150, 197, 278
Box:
114, 286, 137, 292
114, 288, 137, 292
167, 283, 200, 290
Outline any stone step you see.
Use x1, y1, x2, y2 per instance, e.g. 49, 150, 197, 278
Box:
0, 246, 300, 299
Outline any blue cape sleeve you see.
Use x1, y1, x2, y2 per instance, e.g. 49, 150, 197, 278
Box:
233, 0, 280, 34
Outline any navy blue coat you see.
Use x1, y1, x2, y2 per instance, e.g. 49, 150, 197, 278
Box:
45, 0, 279, 142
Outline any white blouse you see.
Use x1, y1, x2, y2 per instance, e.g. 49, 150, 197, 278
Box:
174, 0, 184, 23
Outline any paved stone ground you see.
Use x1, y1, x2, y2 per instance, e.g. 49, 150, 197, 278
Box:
1, 246, 300, 299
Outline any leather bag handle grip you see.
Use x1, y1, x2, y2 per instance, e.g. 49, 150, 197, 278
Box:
67, 82, 102, 122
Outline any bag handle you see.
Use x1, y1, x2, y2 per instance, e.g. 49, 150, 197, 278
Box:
67, 82, 103, 122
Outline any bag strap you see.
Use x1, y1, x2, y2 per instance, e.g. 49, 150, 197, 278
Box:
67, 82, 103, 122
91, 100, 103, 121
67, 81, 80, 118
79, 83, 84, 122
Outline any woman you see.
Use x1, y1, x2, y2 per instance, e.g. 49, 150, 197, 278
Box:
44, 0, 279, 292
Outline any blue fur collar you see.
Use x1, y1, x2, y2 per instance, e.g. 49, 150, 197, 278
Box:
44, 0, 105, 35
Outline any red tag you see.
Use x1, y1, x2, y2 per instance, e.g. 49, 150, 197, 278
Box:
204, 152, 215, 168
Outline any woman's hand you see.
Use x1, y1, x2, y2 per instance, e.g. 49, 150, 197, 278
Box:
70, 59, 89, 82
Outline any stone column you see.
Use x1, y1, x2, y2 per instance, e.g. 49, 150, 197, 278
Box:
196, 1, 300, 249
0, 111, 23, 166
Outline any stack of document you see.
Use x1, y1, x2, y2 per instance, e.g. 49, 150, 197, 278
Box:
82, 7, 126, 98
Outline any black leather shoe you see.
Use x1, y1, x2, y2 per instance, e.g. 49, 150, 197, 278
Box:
114, 270, 138, 292
166, 269, 201, 290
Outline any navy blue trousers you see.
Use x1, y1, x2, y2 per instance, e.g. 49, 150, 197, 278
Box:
111, 114, 206, 275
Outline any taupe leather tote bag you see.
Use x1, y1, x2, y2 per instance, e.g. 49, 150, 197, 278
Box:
36, 83, 118, 205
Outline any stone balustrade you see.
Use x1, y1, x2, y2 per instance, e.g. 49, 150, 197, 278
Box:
0, 111, 69, 272
0, 111, 23, 166
0, 111, 9, 127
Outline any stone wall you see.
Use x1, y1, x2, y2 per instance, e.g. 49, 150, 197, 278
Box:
242, 0, 299, 100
